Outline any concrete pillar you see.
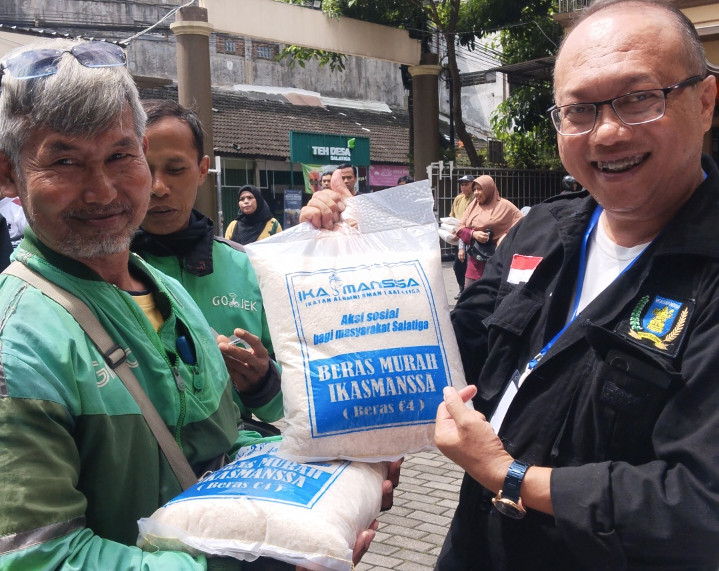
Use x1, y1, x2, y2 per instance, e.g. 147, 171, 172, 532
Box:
408, 53, 442, 181
171, 7, 217, 221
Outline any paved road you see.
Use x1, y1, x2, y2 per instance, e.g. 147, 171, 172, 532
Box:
358, 261, 464, 571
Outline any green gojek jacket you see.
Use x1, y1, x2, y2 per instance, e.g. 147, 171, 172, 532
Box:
132, 234, 284, 424
0, 230, 276, 570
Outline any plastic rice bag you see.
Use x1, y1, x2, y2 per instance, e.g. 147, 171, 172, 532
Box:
439, 228, 459, 245
439, 217, 460, 226
138, 441, 386, 571
244, 182, 468, 462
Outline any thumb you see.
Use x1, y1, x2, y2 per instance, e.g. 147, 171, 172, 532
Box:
442, 386, 475, 424
330, 169, 354, 197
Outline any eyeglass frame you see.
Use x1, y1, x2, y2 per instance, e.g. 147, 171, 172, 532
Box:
0, 41, 127, 93
547, 75, 705, 136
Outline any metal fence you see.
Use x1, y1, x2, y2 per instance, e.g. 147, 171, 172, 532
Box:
558, 0, 591, 13
429, 161, 566, 259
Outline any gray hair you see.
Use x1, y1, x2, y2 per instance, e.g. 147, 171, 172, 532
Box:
0, 38, 146, 171
557, 0, 707, 80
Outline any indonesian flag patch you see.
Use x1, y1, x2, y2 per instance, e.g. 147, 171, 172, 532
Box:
507, 254, 543, 285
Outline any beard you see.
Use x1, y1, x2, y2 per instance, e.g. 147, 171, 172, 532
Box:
62, 203, 139, 259
25, 201, 140, 260
58, 224, 137, 259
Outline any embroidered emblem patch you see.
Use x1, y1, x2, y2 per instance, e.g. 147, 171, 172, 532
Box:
507, 255, 543, 285
618, 294, 694, 357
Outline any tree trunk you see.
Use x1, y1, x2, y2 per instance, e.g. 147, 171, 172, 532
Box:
414, 0, 481, 167
445, 33, 481, 167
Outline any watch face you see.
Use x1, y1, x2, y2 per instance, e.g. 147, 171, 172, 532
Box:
492, 497, 526, 519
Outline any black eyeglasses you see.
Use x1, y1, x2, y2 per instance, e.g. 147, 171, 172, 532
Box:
548, 75, 704, 136
0, 42, 126, 93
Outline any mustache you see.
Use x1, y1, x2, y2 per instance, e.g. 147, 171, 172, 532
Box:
62, 202, 134, 220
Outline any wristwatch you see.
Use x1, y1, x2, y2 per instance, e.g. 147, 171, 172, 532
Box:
492, 460, 530, 519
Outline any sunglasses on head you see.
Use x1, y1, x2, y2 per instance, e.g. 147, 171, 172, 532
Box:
0, 41, 126, 92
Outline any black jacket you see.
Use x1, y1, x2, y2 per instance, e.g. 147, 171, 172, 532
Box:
0, 214, 12, 272
438, 155, 719, 571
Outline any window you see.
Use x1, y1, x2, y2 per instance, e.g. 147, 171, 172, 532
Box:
459, 71, 498, 88
256, 46, 272, 59
254, 42, 278, 60
216, 35, 244, 56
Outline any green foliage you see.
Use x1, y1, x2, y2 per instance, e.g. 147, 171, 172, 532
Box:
458, 0, 563, 169
341, 0, 428, 30
276, 46, 347, 72
459, 0, 560, 51
274, 0, 347, 70
490, 93, 561, 169
439, 142, 457, 166
277, 0, 344, 17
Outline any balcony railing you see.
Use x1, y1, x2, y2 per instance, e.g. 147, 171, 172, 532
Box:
558, 0, 591, 13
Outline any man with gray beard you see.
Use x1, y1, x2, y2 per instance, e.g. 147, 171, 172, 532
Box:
0, 39, 393, 570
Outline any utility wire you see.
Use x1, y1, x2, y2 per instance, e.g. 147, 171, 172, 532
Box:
456, 49, 502, 67
406, 19, 559, 41
0, 0, 192, 47
120, 0, 196, 45
532, 21, 558, 48
436, 35, 504, 70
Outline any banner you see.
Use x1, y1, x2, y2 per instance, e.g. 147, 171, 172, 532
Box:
369, 165, 410, 187
284, 189, 303, 229
301, 164, 324, 194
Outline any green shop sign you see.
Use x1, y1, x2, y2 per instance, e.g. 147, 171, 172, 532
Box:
290, 131, 370, 165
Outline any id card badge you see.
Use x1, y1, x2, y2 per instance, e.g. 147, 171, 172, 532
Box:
489, 369, 521, 434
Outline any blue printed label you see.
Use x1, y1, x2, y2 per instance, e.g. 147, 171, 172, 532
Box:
166, 442, 347, 508
310, 346, 446, 434
285, 261, 452, 437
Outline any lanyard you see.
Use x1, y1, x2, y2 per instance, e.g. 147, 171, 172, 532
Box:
525, 170, 706, 372
526, 204, 645, 371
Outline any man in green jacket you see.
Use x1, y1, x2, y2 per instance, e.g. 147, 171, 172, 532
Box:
131, 100, 282, 437
0, 38, 392, 571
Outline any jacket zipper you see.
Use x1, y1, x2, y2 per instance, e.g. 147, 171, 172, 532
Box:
172, 366, 187, 451
113, 280, 190, 452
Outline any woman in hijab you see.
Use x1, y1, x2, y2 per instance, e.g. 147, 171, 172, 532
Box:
225, 185, 282, 245
455, 175, 523, 288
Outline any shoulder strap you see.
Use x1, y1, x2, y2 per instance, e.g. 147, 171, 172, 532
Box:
3, 261, 198, 491
213, 236, 247, 253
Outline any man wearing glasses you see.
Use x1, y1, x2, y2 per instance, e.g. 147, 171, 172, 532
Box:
430, 0, 719, 569
0, 39, 395, 570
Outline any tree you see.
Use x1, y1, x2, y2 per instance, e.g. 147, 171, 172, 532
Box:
278, 0, 564, 169
276, 0, 484, 167
460, 0, 564, 169
418, 0, 482, 166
